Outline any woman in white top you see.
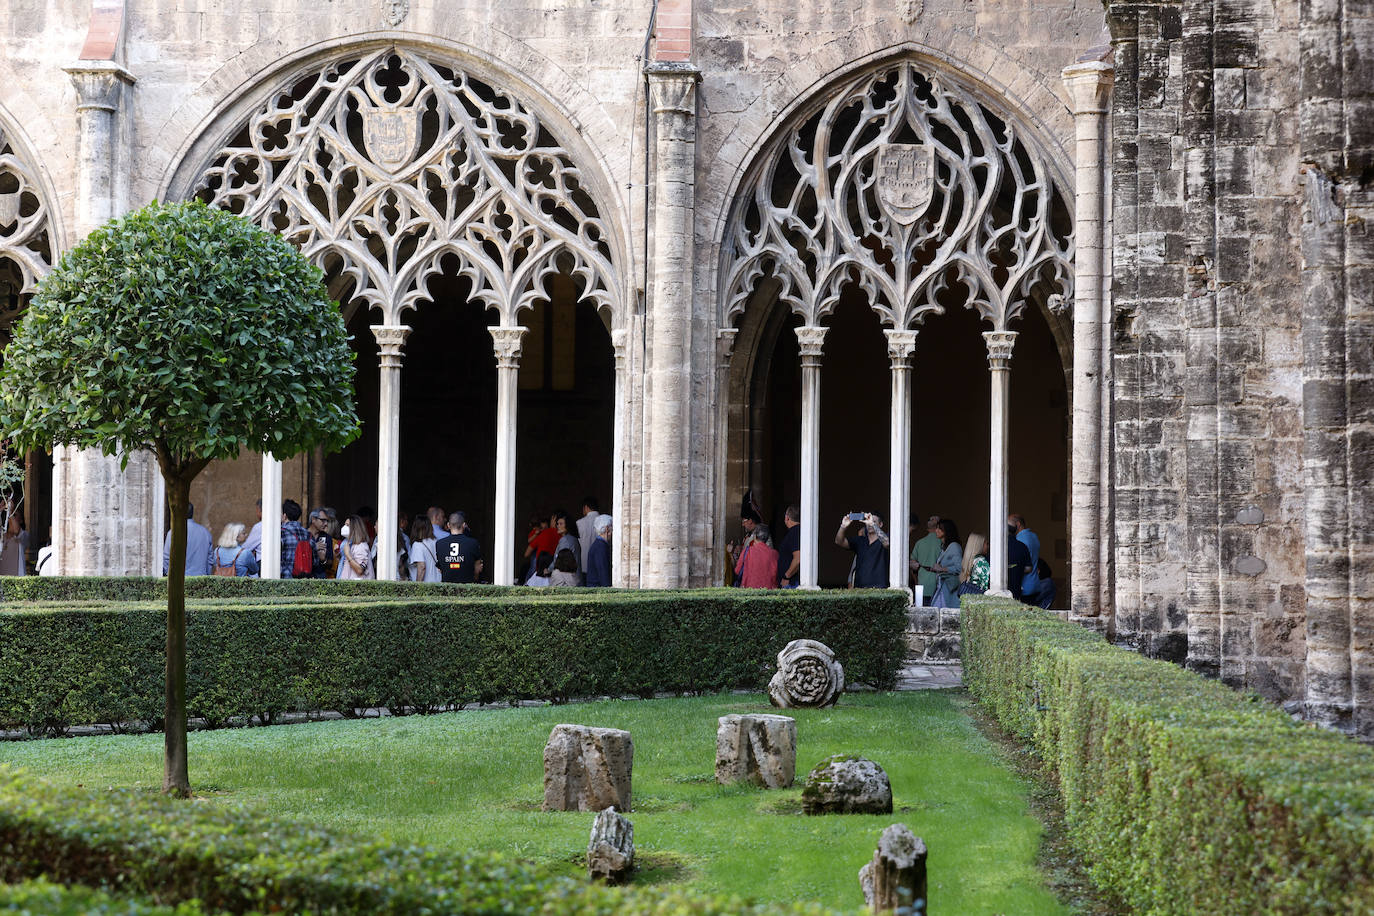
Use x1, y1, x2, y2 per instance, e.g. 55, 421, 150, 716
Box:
337, 515, 374, 579
407, 516, 441, 583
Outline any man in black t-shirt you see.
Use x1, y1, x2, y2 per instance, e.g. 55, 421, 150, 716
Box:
835, 511, 889, 588
435, 510, 483, 584
1005, 525, 1031, 601
777, 504, 801, 588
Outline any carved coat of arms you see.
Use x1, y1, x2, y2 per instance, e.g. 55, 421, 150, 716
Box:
360, 105, 422, 172
875, 144, 935, 225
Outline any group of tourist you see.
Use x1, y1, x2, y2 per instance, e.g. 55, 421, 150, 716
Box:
162, 496, 614, 587
516, 499, 613, 587
723, 494, 1056, 608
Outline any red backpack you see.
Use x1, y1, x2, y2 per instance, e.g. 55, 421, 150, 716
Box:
291, 539, 314, 578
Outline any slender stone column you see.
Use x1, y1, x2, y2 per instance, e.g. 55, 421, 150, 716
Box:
371, 325, 411, 581
885, 330, 918, 595
796, 326, 828, 590
1062, 58, 1114, 621
985, 331, 1018, 595
611, 327, 629, 588
641, 61, 700, 589
260, 454, 282, 579
489, 326, 527, 585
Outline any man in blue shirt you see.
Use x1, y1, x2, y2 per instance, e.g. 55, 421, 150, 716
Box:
162, 503, 213, 576
835, 511, 889, 588
1008, 513, 1040, 602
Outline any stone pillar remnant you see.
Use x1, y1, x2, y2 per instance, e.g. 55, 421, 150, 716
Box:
768, 639, 844, 708
587, 806, 634, 883
543, 724, 633, 812
715, 714, 796, 788
802, 754, 893, 815
859, 823, 928, 914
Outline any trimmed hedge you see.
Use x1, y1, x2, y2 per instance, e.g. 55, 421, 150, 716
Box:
0, 587, 908, 734
961, 597, 1374, 915
0, 879, 207, 915
0, 767, 837, 915
0, 575, 536, 602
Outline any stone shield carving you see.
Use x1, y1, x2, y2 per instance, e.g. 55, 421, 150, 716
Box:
875, 144, 934, 225
361, 104, 422, 172
768, 638, 844, 708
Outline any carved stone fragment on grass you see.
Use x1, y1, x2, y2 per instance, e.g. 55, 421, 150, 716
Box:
587, 806, 634, 883
543, 724, 633, 812
768, 638, 844, 708
859, 823, 928, 913
715, 713, 796, 788
801, 754, 892, 815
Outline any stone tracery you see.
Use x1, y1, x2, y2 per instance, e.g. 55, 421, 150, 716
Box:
720, 60, 1073, 331
0, 121, 53, 303
192, 48, 621, 326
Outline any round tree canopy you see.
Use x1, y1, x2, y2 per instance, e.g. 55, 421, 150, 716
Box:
0, 200, 359, 466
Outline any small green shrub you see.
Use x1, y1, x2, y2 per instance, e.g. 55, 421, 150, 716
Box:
960, 597, 1374, 915
0, 879, 209, 915
0, 585, 907, 733
0, 767, 838, 915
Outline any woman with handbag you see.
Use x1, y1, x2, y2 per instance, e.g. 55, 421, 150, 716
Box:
957, 532, 990, 596
212, 523, 245, 577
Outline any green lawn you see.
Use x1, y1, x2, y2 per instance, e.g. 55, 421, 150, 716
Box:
2, 690, 1068, 914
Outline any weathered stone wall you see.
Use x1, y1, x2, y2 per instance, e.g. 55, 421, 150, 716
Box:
1108, 0, 1371, 735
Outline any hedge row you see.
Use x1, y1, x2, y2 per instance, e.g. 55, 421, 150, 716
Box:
0, 879, 207, 915
960, 597, 1374, 915
0, 575, 538, 602
0, 589, 908, 734
0, 767, 837, 915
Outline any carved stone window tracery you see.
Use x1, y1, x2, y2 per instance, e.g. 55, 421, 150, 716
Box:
0, 122, 54, 333
193, 49, 621, 326
721, 61, 1073, 332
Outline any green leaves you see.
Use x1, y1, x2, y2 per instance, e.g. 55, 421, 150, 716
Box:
0, 200, 360, 472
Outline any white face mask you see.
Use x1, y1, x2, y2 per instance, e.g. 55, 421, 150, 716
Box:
340, 525, 350, 539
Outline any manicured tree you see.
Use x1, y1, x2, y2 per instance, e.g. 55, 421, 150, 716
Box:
0, 200, 359, 796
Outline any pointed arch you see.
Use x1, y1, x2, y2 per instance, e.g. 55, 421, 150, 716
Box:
0, 110, 58, 299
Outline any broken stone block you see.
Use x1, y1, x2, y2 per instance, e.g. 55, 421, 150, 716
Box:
587, 806, 634, 883
767, 638, 845, 708
801, 754, 892, 815
542, 724, 633, 812
859, 823, 928, 913
715, 713, 796, 788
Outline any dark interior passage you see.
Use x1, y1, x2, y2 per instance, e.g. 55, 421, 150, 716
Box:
745, 292, 1068, 596
323, 266, 614, 577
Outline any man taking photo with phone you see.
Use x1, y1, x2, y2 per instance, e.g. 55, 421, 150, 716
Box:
835, 511, 889, 588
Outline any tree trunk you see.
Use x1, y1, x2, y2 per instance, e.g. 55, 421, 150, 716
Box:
163, 475, 191, 798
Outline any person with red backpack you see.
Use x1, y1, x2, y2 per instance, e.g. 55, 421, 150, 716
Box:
281, 499, 312, 579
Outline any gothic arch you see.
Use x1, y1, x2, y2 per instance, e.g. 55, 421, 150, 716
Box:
718, 55, 1075, 337
162, 43, 627, 328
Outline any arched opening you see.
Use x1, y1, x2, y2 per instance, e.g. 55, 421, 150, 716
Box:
177, 47, 626, 578
719, 57, 1074, 596
738, 288, 1068, 592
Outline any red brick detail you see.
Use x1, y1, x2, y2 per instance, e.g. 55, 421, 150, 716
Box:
652, 0, 693, 62
79, 0, 125, 61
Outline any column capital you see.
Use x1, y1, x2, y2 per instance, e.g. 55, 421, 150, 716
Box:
983, 329, 1018, 367
488, 325, 528, 369
795, 324, 829, 360
370, 324, 412, 369
1061, 58, 1114, 116
644, 61, 701, 116
884, 328, 918, 367
716, 326, 739, 365
611, 327, 629, 371
65, 61, 135, 112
